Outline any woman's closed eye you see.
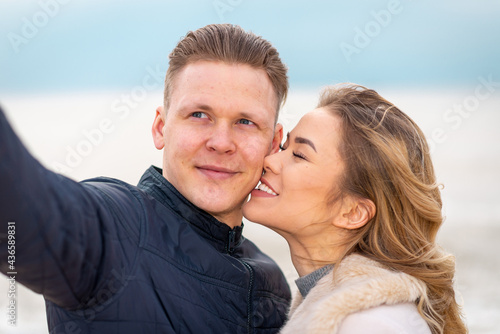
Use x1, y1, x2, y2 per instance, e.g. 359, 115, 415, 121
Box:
292, 151, 307, 160
279, 144, 308, 161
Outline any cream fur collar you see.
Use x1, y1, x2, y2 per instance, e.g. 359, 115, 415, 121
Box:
280, 254, 427, 334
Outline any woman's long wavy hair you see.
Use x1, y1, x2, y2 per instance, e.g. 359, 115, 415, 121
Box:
319, 84, 467, 334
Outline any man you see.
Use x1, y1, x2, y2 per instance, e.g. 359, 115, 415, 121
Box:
0, 24, 290, 333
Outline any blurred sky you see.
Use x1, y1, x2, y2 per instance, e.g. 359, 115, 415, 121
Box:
1, 0, 500, 93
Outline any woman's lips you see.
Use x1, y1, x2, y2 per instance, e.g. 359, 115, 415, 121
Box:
251, 178, 278, 197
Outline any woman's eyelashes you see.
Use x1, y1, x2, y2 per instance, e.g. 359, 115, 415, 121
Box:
292, 151, 307, 160
279, 143, 307, 161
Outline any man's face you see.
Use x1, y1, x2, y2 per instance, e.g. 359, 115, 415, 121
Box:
152, 61, 283, 227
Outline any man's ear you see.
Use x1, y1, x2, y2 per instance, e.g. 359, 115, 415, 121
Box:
334, 197, 376, 230
152, 106, 165, 150
270, 123, 283, 154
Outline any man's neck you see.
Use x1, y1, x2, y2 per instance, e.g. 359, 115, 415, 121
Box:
211, 211, 243, 229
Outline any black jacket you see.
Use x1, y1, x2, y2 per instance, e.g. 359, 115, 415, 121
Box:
0, 108, 291, 333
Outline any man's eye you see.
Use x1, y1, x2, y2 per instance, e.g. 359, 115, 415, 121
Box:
238, 119, 254, 125
192, 112, 208, 118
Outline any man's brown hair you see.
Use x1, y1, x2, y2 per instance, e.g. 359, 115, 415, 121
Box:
164, 24, 288, 121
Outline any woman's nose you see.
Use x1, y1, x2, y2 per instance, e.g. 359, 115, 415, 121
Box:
263, 151, 282, 175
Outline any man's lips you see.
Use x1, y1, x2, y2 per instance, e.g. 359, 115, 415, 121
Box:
196, 165, 239, 180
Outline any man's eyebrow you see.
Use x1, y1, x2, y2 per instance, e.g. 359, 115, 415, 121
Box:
295, 136, 317, 152
196, 104, 213, 111
239, 112, 260, 121
178, 104, 213, 113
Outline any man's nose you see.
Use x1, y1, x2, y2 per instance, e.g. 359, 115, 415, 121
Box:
206, 124, 236, 154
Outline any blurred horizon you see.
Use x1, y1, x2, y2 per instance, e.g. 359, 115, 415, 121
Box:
1, 0, 500, 94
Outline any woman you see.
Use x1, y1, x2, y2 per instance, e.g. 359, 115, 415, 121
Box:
243, 84, 467, 334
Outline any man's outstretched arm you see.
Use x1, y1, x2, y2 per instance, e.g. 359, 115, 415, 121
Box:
0, 107, 138, 309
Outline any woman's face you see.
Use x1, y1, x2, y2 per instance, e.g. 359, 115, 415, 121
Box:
243, 108, 346, 237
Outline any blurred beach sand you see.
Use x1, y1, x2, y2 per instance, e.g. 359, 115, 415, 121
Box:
1, 88, 499, 333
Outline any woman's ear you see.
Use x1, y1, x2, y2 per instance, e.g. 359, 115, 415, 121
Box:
152, 106, 165, 150
335, 197, 376, 230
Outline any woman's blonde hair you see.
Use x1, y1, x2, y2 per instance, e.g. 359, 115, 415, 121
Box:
318, 84, 467, 334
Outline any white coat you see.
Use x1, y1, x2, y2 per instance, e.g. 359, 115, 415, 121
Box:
280, 254, 432, 334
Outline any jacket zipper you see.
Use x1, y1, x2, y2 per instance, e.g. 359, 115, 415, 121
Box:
227, 229, 254, 334
227, 229, 236, 253
241, 260, 254, 334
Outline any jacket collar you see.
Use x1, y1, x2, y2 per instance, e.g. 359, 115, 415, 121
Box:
137, 166, 243, 253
